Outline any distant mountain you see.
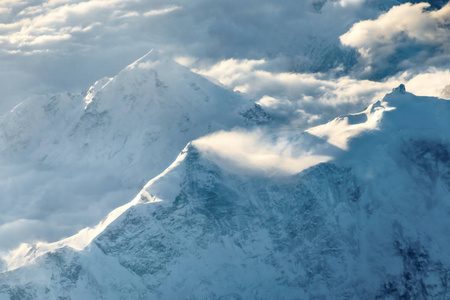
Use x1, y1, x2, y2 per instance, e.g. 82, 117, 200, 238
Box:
0, 50, 268, 249
0, 49, 267, 181
1, 85, 449, 299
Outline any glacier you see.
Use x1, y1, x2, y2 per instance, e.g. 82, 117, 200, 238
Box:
0, 82, 449, 299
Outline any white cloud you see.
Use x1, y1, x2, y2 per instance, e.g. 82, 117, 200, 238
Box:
0, 0, 394, 111
339, 0, 364, 8
399, 69, 450, 97
194, 57, 450, 126
193, 129, 333, 176
194, 58, 387, 124
143, 5, 180, 17
0, 0, 138, 50
341, 2, 450, 78
1, 0, 446, 124
0, 7, 12, 15
119, 11, 139, 18
0, 160, 138, 253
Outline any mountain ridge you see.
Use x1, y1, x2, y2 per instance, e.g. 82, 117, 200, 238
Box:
1, 86, 449, 299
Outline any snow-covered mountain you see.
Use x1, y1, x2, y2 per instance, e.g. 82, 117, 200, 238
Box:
0, 49, 266, 181
0, 50, 269, 250
1, 85, 449, 299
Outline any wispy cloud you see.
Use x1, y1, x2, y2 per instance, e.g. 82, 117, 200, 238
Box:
193, 129, 333, 176
143, 5, 180, 17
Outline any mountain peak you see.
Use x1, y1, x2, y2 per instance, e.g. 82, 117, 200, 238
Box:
392, 83, 406, 94
307, 88, 450, 151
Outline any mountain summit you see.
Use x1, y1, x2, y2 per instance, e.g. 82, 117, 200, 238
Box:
1, 49, 264, 178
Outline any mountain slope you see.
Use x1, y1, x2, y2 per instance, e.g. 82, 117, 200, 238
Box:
0, 50, 268, 251
0, 145, 363, 299
0, 86, 449, 299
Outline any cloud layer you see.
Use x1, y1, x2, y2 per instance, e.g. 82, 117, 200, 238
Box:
0, 0, 397, 111
194, 57, 450, 127
0, 161, 137, 252
1, 0, 448, 115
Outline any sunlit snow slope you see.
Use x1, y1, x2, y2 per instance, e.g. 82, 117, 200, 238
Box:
1, 85, 449, 299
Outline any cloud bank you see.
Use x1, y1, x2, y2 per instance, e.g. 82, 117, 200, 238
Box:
0, 0, 396, 111
194, 57, 450, 127
1, 0, 447, 118
0, 161, 137, 252
341, 2, 450, 79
